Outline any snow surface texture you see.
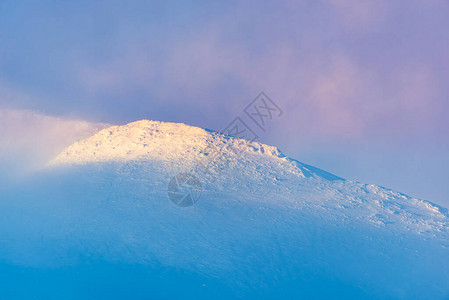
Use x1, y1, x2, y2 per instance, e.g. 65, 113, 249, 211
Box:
1, 120, 448, 299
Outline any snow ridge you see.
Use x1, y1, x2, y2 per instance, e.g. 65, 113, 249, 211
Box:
50, 120, 327, 180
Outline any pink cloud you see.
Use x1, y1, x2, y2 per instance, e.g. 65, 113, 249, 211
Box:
328, 0, 388, 31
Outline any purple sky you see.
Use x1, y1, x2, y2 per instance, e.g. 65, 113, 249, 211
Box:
1, 1, 448, 206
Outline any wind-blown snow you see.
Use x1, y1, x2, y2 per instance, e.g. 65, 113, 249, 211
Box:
1, 120, 448, 299
0, 109, 109, 181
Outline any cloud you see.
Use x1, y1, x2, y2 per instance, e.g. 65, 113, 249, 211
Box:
1, 0, 448, 145
304, 55, 365, 137
328, 0, 388, 31
75, 46, 157, 98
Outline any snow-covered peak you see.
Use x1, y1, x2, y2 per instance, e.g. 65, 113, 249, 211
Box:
50, 120, 344, 183
50, 120, 210, 164
48, 119, 449, 232
51, 119, 305, 172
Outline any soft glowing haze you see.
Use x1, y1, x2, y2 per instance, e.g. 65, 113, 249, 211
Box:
0, 1, 448, 206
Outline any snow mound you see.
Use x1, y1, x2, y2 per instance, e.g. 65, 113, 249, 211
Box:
50, 120, 281, 162
50, 120, 339, 180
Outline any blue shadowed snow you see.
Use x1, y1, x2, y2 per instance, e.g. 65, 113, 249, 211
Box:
0, 162, 448, 299
0, 121, 448, 299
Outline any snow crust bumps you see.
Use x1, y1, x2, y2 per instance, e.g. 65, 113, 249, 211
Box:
50, 120, 316, 180
51, 120, 285, 164
51, 120, 212, 164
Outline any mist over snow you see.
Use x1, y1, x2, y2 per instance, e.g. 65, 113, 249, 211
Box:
0, 109, 109, 180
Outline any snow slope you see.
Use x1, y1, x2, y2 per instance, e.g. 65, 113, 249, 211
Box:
1, 120, 448, 299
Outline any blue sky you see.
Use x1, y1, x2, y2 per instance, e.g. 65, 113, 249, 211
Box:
1, 0, 449, 206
